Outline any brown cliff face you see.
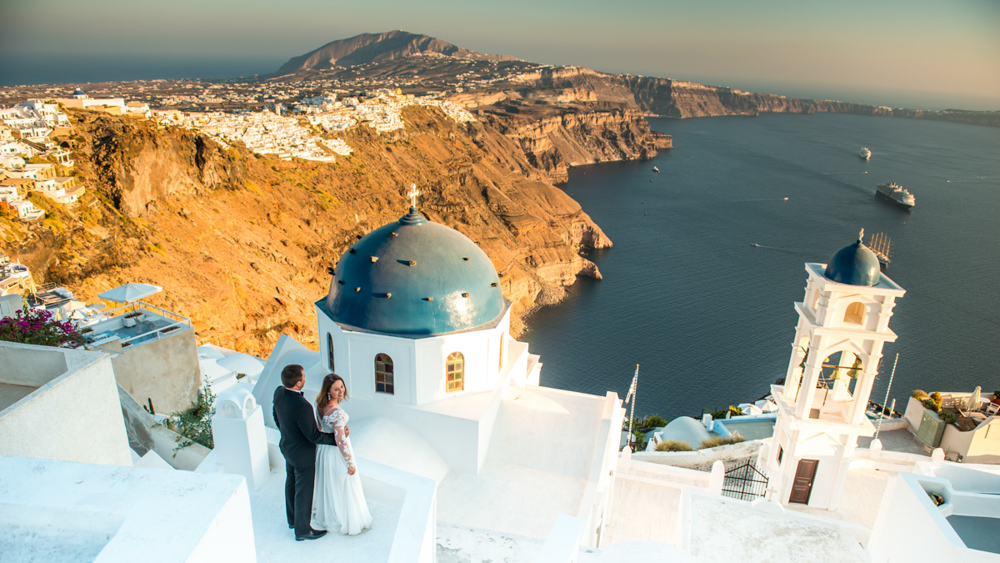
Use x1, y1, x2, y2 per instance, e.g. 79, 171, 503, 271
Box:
622, 75, 899, 119
74, 113, 248, 216
7, 106, 612, 354
482, 107, 661, 183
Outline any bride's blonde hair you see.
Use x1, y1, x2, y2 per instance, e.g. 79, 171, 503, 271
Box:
316, 373, 348, 416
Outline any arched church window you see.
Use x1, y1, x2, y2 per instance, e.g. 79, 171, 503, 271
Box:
446, 352, 464, 393
327, 333, 335, 371
375, 353, 394, 394
844, 302, 865, 324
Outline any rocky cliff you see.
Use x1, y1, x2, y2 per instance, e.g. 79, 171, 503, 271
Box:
619, 75, 1000, 125
77, 115, 248, 216
481, 107, 662, 183
6, 106, 615, 355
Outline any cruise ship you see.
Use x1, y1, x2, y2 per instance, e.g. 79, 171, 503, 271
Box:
875, 181, 915, 209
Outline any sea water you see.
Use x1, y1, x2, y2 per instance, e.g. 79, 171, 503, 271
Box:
526, 113, 1000, 419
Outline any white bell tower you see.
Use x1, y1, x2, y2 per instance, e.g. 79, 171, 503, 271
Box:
764, 230, 905, 509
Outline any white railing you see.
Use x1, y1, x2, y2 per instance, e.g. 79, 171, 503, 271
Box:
84, 301, 192, 348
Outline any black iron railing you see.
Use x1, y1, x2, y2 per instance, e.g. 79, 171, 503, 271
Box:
721, 459, 769, 502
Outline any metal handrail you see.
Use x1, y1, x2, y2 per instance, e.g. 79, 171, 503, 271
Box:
85, 300, 192, 348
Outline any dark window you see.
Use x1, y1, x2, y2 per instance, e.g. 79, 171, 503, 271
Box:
327, 333, 335, 371
375, 353, 394, 394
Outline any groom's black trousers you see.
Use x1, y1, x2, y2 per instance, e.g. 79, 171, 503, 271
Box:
286, 461, 316, 536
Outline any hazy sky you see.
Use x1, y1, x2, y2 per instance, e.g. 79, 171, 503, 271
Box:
3, 0, 999, 110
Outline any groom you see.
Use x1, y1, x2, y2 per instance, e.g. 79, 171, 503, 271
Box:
273, 364, 339, 541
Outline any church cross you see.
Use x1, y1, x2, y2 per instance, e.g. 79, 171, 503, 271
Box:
408, 183, 420, 208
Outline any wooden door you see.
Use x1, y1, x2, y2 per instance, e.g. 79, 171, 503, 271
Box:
789, 459, 819, 504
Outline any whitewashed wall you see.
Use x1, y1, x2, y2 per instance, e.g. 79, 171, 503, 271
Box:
0, 343, 131, 466
318, 306, 511, 406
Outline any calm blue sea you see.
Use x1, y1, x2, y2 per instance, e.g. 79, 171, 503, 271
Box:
526, 113, 1000, 419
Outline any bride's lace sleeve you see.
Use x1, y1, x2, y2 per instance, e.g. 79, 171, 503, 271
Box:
330, 410, 355, 470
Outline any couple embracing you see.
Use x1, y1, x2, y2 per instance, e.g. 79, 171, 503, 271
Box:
272, 364, 372, 541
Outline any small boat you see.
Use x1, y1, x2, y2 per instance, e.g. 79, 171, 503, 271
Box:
750, 243, 760, 247
875, 182, 915, 210
859, 147, 871, 160
652, 166, 660, 173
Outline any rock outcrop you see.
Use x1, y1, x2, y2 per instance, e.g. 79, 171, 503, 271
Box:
76, 114, 247, 216
483, 107, 660, 183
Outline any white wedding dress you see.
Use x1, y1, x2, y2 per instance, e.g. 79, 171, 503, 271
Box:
311, 408, 372, 535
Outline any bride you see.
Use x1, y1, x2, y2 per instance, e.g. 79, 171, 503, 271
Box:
311, 373, 372, 535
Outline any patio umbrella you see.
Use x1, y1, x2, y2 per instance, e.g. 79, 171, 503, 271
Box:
98, 282, 162, 304
967, 386, 982, 411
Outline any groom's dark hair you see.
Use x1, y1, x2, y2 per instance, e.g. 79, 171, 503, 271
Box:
281, 364, 305, 388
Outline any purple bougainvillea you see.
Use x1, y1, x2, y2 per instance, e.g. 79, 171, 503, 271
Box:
0, 306, 86, 348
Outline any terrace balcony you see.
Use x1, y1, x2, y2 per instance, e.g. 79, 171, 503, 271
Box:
85, 301, 191, 350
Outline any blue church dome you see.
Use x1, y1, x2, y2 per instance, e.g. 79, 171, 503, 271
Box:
823, 230, 880, 287
324, 207, 505, 335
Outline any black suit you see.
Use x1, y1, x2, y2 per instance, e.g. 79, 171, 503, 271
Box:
272, 386, 337, 535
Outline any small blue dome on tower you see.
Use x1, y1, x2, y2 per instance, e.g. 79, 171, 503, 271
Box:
823, 229, 880, 286
324, 206, 504, 335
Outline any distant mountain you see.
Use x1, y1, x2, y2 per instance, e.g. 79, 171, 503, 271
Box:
274, 30, 516, 75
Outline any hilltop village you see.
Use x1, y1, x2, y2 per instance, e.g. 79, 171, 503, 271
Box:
0, 85, 477, 220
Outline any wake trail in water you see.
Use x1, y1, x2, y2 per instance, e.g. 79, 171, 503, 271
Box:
748, 243, 810, 255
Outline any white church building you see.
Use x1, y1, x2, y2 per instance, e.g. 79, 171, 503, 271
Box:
251, 194, 626, 552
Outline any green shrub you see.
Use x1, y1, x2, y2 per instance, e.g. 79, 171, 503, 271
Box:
938, 410, 957, 424
911, 389, 929, 400
700, 435, 746, 449
922, 398, 940, 412
626, 414, 669, 434
710, 409, 729, 420
656, 440, 693, 452
640, 415, 669, 430
930, 392, 943, 407
155, 384, 216, 455
993, 390, 1000, 401
633, 432, 648, 452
